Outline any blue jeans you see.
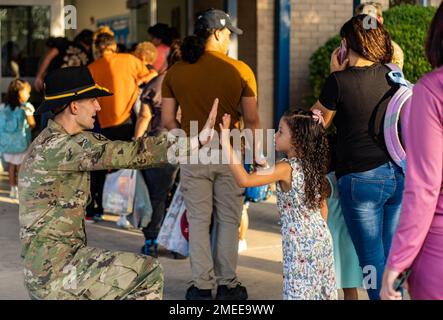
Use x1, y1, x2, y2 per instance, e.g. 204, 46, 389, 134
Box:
337, 162, 404, 300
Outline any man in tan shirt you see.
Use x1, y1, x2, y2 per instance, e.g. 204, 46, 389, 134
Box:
162, 9, 261, 300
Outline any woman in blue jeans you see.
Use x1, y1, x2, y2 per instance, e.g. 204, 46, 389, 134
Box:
311, 15, 404, 299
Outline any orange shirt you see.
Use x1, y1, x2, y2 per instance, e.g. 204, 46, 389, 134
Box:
88, 52, 151, 128
162, 51, 257, 136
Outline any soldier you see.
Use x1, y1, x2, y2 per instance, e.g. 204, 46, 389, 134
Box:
18, 66, 217, 300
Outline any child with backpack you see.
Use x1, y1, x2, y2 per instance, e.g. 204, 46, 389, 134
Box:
0, 79, 35, 199
220, 109, 337, 300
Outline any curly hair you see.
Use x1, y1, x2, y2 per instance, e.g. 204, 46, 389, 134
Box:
282, 109, 330, 211
133, 41, 158, 65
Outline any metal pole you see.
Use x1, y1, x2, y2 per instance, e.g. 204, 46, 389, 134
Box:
274, 0, 291, 128
149, 0, 157, 26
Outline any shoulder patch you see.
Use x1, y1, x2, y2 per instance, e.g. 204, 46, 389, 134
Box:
92, 133, 108, 141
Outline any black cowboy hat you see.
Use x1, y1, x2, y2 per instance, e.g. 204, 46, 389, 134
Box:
36, 66, 112, 114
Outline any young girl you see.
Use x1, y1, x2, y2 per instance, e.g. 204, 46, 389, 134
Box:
220, 109, 337, 300
2, 79, 35, 199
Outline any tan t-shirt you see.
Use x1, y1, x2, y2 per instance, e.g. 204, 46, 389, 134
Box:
162, 50, 257, 136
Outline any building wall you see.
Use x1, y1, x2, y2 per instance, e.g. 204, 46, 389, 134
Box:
430, 0, 442, 6
69, 0, 130, 32
290, 0, 354, 108
361, 0, 390, 10
256, 0, 275, 130
238, 0, 258, 73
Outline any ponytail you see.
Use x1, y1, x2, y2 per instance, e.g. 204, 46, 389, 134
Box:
181, 36, 206, 64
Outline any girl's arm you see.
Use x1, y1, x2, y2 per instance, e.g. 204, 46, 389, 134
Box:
26, 115, 36, 129
220, 113, 292, 189
320, 200, 328, 222
34, 48, 59, 92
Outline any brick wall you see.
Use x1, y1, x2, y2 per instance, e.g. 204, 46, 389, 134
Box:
430, 0, 442, 7
238, 0, 258, 73
256, 0, 275, 130
360, 0, 390, 10
290, 0, 354, 108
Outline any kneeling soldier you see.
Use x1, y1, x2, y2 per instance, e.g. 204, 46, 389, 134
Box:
18, 66, 217, 300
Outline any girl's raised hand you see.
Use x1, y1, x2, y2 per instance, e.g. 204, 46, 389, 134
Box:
219, 113, 231, 146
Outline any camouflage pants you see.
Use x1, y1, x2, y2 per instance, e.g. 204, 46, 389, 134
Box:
26, 246, 163, 300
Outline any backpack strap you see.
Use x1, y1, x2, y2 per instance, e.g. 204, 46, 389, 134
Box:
385, 63, 410, 87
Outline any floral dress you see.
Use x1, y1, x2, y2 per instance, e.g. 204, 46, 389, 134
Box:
276, 158, 337, 300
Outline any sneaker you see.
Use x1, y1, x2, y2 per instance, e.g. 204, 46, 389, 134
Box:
116, 215, 131, 229
141, 239, 158, 258
185, 285, 213, 300
238, 239, 247, 253
92, 214, 104, 222
84, 216, 96, 224
216, 284, 248, 300
9, 186, 16, 199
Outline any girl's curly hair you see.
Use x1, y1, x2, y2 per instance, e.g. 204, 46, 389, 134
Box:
282, 109, 330, 211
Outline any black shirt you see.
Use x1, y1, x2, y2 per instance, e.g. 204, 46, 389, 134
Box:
47, 38, 92, 72
319, 63, 396, 179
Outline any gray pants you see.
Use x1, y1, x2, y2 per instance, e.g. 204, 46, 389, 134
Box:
180, 163, 244, 290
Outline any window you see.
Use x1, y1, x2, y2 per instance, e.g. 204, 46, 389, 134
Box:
1, 5, 51, 78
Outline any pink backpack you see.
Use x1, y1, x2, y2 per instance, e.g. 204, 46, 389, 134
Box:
383, 63, 413, 172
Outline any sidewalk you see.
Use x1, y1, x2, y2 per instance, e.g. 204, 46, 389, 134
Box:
0, 171, 367, 300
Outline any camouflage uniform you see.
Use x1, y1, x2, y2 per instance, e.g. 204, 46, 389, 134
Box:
18, 119, 175, 300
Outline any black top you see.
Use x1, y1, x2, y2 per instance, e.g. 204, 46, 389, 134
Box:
47, 38, 92, 72
319, 63, 396, 179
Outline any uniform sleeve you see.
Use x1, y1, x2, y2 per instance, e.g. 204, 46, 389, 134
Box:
240, 62, 257, 97
57, 132, 198, 172
386, 81, 443, 272
319, 73, 340, 111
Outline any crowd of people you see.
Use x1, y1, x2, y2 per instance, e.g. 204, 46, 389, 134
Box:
0, 2, 442, 300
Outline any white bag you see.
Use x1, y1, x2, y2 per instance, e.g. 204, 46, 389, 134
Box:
130, 170, 153, 228
157, 183, 189, 256
102, 169, 137, 215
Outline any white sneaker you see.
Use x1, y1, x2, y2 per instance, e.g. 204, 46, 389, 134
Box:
9, 186, 17, 199
238, 239, 247, 253
116, 215, 131, 229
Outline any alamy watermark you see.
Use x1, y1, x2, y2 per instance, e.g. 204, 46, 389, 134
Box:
64, 5, 77, 30
166, 121, 276, 173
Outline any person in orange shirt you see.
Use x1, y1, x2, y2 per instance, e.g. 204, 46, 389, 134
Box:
86, 32, 157, 222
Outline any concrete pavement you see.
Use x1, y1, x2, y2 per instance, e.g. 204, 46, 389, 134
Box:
0, 171, 368, 300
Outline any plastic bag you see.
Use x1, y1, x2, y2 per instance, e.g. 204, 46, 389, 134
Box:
102, 169, 137, 215
157, 183, 189, 256
130, 170, 153, 228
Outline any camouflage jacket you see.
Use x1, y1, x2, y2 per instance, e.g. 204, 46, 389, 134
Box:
18, 119, 174, 282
